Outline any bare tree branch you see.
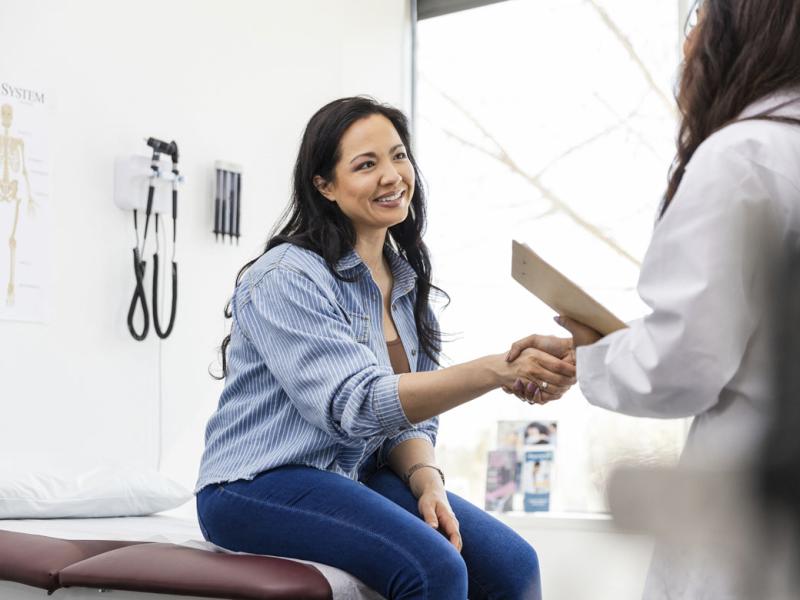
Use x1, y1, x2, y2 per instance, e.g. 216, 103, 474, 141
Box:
417, 0, 677, 269
530, 110, 635, 181
433, 84, 515, 164
586, 0, 677, 116
440, 122, 642, 267
422, 75, 642, 266
437, 125, 504, 164
593, 92, 666, 162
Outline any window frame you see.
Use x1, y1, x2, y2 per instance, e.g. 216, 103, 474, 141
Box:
410, 0, 693, 510
411, 0, 689, 127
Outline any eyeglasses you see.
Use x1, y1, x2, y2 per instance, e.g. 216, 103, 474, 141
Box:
684, 0, 704, 37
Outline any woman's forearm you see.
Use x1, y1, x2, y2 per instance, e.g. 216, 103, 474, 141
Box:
398, 354, 506, 423
386, 437, 443, 497
398, 341, 577, 424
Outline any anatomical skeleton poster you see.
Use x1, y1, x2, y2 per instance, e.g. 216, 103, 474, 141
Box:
0, 79, 51, 322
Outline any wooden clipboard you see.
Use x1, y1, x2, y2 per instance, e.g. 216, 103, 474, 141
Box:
511, 240, 626, 336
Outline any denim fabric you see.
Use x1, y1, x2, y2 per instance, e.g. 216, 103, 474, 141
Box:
197, 465, 542, 600
196, 243, 439, 492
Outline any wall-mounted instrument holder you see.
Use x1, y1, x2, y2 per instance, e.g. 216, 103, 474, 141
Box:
114, 154, 185, 213
115, 138, 183, 341
213, 161, 241, 244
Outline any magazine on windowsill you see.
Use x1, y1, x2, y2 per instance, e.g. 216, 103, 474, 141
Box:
522, 445, 555, 512
486, 420, 557, 513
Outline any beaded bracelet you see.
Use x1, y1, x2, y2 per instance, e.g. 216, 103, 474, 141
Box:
403, 463, 445, 486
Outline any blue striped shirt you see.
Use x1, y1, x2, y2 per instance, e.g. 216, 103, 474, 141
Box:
195, 243, 439, 492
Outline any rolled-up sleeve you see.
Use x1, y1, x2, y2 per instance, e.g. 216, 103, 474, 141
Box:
379, 318, 441, 464
240, 266, 414, 442
378, 419, 439, 466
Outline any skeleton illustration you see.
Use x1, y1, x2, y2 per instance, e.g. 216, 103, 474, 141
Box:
1, 103, 35, 306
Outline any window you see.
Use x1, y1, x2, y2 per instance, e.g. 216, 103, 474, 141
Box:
417, 0, 687, 512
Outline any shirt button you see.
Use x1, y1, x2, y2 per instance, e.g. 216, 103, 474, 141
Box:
411, 349, 417, 356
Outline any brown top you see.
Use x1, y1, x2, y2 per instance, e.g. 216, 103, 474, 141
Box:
387, 338, 410, 374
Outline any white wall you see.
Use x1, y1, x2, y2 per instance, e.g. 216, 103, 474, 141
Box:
0, 0, 411, 488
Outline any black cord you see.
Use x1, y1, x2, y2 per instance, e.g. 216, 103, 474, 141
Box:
127, 246, 149, 341
152, 153, 179, 339
152, 252, 178, 339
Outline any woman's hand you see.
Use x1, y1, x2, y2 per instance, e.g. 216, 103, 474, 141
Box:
410, 470, 462, 552
417, 485, 462, 552
503, 335, 575, 404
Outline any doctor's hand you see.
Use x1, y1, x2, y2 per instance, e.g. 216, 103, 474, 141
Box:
505, 334, 573, 363
503, 335, 575, 404
554, 316, 603, 348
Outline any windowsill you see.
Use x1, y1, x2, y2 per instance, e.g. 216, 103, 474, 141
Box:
491, 511, 623, 533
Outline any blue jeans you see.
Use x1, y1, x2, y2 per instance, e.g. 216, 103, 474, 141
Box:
196, 465, 541, 600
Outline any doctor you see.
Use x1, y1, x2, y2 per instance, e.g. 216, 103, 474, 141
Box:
507, 0, 800, 597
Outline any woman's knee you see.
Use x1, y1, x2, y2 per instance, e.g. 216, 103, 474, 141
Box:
421, 545, 469, 599
519, 543, 540, 576
467, 533, 541, 600
503, 543, 541, 600
381, 541, 467, 600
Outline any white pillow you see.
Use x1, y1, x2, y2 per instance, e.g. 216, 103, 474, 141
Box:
0, 464, 192, 519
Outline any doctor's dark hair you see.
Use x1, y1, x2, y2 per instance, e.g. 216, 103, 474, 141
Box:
663, 0, 800, 216
214, 96, 448, 379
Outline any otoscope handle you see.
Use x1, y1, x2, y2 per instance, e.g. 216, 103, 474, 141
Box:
141, 183, 156, 245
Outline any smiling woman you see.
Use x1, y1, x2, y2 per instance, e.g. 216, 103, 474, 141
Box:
313, 113, 416, 346
196, 96, 579, 599
314, 114, 414, 234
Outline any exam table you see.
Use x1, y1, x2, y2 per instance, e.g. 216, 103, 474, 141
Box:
0, 515, 382, 600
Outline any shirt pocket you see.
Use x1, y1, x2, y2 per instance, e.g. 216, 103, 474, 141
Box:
345, 311, 370, 344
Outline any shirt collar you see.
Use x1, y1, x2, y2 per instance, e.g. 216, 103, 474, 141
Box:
384, 245, 418, 296
739, 87, 800, 120
334, 245, 418, 295
334, 249, 364, 273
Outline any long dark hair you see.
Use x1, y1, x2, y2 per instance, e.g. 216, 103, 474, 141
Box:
215, 96, 448, 378
663, 0, 800, 216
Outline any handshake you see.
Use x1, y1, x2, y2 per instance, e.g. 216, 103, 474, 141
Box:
499, 317, 602, 406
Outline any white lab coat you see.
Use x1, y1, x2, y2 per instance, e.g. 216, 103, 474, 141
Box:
576, 89, 800, 599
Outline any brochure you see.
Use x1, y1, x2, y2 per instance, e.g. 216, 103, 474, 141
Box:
485, 420, 558, 512
522, 445, 555, 512
484, 449, 517, 512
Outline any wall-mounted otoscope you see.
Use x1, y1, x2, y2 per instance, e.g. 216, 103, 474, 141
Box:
114, 137, 183, 341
